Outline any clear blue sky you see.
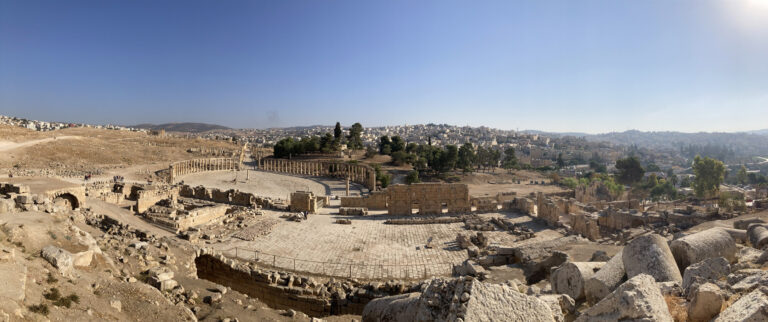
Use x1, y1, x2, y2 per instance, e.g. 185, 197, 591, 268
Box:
1, 0, 767, 133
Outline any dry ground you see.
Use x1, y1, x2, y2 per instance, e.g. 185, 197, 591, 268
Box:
0, 125, 239, 175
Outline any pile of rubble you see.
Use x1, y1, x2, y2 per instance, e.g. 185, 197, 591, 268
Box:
368, 221, 768, 321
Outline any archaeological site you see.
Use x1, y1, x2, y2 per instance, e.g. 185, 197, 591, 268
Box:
4, 1, 768, 321
2, 117, 768, 322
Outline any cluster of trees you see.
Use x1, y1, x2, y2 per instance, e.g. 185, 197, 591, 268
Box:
729, 165, 768, 185
273, 122, 364, 158
560, 173, 625, 200
376, 137, 517, 175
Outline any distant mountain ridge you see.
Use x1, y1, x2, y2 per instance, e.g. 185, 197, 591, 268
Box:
131, 122, 230, 132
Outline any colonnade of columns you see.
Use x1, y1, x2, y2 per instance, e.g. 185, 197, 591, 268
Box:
168, 158, 238, 183
259, 158, 376, 191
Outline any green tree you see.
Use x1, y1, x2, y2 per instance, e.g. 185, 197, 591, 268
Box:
666, 169, 678, 186
556, 153, 565, 168
379, 136, 392, 155
737, 165, 748, 185
390, 136, 405, 154
405, 170, 420, 184
437, 145, 459, 172
692, 155, 725, 199
347, 123, 364, 150
502, 147, 517, 172
457, 143, 476, 172
615, 157, 645, 185
334, 122, 342, 141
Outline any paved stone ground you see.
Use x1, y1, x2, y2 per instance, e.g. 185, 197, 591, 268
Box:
180, 170, 366, 200
213, 209, 563, 280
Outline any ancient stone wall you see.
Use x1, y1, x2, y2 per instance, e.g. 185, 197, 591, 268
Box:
387, 183, 470, 216
568, 211, 601, 241
340, 191, 388, 210
135, 186, 178, 213
290, 191, 318, 213
471, 196, 499, 213
178, 184, 284, 210
502, 197, 535, 215
260, 158, 376, 191
168, 157, 239, 183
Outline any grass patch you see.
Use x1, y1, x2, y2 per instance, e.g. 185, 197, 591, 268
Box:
43, 287, 80, 308
43, 288, 61, 301
46, 272, 58, 284
28, 304, 49, 316
664, 294, 688, 322
47, 231, 57, 240
53, 294, 80, 308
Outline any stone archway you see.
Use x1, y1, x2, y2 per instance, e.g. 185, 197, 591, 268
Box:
53, 193, 80, 210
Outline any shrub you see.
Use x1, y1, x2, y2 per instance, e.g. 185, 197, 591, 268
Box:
28, 304, 49, 316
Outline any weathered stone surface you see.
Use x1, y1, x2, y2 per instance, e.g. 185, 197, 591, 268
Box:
585, 250, 626, 304
735, 218, 765, 230
576, 274, 673, 322
730, 270, 768, 293
550, 262, 605, 301
623, 234, 682, 283
538, 294, 575, 322
714, 287, 768, 321
0, 259, 26, 302
72, 250, 94, 267
748, 224, 768, 249
41, 245, 74, 276
739, 246, 764, 264
688, 283, 723, 322
362, 277, 556, 322
670, 228, 736, 270
362, 293, 422, 322
681, 257, 730, 295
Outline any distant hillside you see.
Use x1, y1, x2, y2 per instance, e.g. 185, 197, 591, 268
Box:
131, 122, 230, 133
747, 129, 768, 136
584, 130, 768, 159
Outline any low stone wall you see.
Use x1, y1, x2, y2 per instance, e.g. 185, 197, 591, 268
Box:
194, 248, 421, 317
340, 191, 388, 210
179, 184, 283, 210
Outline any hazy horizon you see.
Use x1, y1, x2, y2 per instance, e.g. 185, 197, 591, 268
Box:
2, 0, 767, 133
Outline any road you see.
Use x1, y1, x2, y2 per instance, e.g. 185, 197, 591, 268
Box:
0, 136, 81, 152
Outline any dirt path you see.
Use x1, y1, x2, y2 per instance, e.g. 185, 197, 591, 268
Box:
0, 135, 81, 152
87, 198, 174, 237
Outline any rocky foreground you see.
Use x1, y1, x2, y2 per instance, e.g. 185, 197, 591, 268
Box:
362, 223, 768, 321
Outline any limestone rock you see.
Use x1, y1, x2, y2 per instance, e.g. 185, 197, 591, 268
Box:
714, 287, 768, 321
41, 245, 74, 276
670, 228, 736, 270
550, 262, 605, 301
575, 274, 673, 322
748, 224, 768, 249
362, 277, 556, 322
622, 234, 682, 283
537, 294, 575, 322
681, 257, 730, 295
688, 283, 723, 322
585, 250, 625, 304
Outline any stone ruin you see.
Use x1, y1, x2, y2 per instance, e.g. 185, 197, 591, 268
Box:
0, 181, 85, 214
142, 197, 230, 232
167, 157, 240, 183
289, 191, 328, 213
340, 183, 471, 216
260, 158, 377, 191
